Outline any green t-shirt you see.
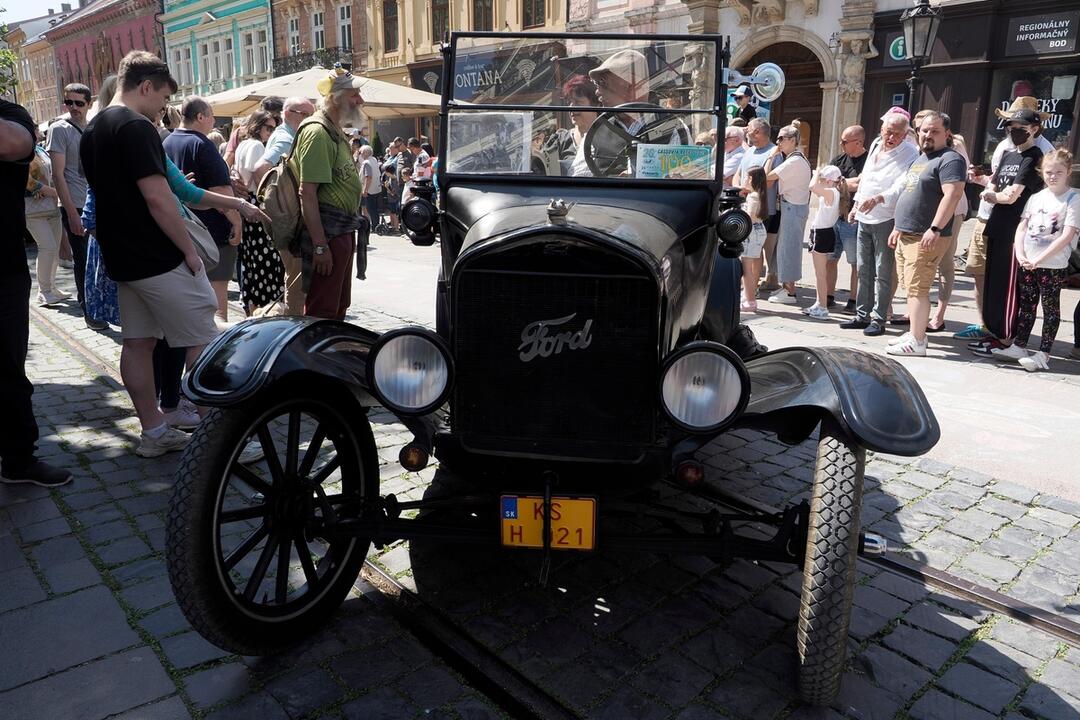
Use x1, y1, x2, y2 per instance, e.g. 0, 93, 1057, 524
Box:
291, 113, 362, 215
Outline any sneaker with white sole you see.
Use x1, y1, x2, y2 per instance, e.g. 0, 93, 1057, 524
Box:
36, 289, 70, 307
1019, 351, 1050, 372
990, 344, 1028, 362
801, 302, 820, 315
887, 332, 914, 346
885, 336, 927, 356
768, 290, 798, 305
162, 405, 200, 430
136, 426, 191, 458
806, 305, 830, 321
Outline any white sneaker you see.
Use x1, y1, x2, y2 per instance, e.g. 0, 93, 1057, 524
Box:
36, 289, 70, 307
136, 427, 191, 458
1019, 351, 1049, 372
990, 344, 1028, 362
58, 258, 74, 269
162, 404, 200, 430
801, 302, 821, 315
806, 305, 830, 321
885, 336, 927, 356
768, 290, 798, 305
887, 331, 914, 347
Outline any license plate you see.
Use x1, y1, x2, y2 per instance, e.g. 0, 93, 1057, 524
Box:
500, 495, 596, 550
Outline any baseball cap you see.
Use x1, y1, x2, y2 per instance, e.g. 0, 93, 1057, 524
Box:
589, 49, 649, 88
733, 84, 751, 98
1006, 108, 1040, 126
880, 106, 911, 121
316, 64, 365, 99
818, 165, 843, 182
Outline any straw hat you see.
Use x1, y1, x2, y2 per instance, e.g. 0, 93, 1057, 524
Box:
994, 96, 1050, 121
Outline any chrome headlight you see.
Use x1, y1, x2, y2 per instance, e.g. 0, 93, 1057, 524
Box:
368, 328, 453, 415
659, 342, 749, 433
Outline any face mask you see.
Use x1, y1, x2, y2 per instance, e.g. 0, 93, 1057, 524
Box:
1009, 128, 1031, 145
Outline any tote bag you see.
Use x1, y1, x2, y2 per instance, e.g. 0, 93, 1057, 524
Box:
180, 204, 219, 271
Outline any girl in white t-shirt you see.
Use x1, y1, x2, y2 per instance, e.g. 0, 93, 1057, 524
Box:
1010, 150, 1079, 371
740, 167, 768, 312
803, 165, 843, 320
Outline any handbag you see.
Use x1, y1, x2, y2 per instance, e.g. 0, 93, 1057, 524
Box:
181, 204, 219, 271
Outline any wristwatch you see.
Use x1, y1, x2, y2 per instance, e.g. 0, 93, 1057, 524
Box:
314, 244, 328, 256
929, 225, 942, 234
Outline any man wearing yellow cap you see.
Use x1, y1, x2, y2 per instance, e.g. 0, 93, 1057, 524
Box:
292, 66, 366, 320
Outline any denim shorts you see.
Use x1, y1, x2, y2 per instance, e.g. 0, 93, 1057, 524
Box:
742, 223, 766, 259
831, 217, 857, 263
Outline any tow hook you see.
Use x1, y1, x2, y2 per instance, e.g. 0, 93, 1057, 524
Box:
859, 532, 888, 557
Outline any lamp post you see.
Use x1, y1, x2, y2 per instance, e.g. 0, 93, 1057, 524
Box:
900, 0, 942, 114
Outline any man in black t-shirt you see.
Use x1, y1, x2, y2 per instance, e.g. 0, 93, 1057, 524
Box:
827, 125, 868, 311
81, 51, 219, 459
0, 99, 73, 488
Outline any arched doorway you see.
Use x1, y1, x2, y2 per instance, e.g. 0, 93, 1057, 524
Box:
744, 42, 825, 163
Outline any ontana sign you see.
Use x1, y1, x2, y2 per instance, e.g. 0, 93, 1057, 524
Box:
1005, 12, 1080, 56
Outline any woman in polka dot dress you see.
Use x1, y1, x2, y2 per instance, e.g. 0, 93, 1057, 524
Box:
233, 111, 285, 313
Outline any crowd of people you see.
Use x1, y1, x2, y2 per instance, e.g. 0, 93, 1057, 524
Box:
728, 102, 1080, 367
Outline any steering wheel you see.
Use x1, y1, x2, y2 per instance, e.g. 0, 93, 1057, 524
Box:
581, 103, 693, 177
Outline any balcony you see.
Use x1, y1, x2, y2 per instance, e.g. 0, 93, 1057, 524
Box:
273, 47, 356, 77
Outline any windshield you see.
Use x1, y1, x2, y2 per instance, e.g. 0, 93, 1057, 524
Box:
445, 34, 721, 181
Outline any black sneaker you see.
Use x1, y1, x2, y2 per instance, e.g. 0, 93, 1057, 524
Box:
842, 299, 857, 314
863, 320, 886, 336
827, 295, 837, 308
839, 318, 870, 329
970, 339, 1004, 357
85, 315, 108, 331
0, 459, 73, 488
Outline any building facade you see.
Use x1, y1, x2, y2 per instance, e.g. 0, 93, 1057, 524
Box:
269, 0, 366, 77
161, 0, 275, 99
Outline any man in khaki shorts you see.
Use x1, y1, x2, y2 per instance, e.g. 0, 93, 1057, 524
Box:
870, 111, 966, 357
81, 51, 219, 457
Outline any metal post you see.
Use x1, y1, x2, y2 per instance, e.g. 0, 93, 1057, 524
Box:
906, 59, 922, 115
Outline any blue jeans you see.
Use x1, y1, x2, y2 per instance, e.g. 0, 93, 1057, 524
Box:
832, 218, 857, 264
856, 220, 895, 322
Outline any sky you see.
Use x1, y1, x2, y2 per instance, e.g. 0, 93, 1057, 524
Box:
2, 0, 69, 26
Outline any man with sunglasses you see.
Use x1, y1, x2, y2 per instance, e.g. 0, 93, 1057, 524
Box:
47, 83, 106, 330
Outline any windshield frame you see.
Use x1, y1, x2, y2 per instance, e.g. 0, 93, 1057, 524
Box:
436, 31, 730, 191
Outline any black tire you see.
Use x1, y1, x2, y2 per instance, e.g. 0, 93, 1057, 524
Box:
166, 382, 378, 655
797, 417, 865, 705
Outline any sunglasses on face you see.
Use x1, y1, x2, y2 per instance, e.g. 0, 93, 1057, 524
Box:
64, 99, 87, 108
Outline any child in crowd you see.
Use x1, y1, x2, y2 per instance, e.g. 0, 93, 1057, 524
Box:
1002, 149, 1080, 371
740, 167, 768, 312
400, 166, 415, 206
804, 165, 844, 320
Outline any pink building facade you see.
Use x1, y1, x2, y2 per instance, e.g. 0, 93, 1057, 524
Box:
44, 0, 165, 96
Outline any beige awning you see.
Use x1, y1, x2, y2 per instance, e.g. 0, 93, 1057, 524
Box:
200, 67, 442, 119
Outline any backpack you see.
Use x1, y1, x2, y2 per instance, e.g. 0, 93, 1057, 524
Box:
256, 117, 340, 253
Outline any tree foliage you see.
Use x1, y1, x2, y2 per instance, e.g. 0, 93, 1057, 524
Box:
0, 7, 19, 97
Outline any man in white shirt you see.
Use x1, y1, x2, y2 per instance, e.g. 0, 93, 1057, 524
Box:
839, 110, 919, 335
722, 126, 745, 187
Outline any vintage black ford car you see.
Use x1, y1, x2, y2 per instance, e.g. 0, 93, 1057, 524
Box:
166, 32, 939, 705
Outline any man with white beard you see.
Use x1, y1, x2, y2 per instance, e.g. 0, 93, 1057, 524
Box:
292, 66, 366, 320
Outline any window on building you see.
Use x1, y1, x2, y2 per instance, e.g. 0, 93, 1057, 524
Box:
257, 30, 269, 73
182, 47, 193, 86
199, 42, 210, 84
172, 49, 182, 82
312, 11, 325, 50
223, 37, 234, 79
432, 0, 448, 42
211, 40, 221, 81
383, 0, 398, 52
338, 5, 352, 49
288, 17, 301, 55
522, 0, 544, 28
473, 0, 492, 31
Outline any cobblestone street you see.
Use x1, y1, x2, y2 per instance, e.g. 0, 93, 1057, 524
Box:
3, 249, 1080, 719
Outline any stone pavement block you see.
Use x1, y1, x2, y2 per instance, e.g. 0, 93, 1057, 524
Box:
672, 703, 731, 720
97, 535, 154, 566
1019, 683, 1080, 720
866, 571, 929, 604
1040, 660, 1080, 701
908, 689, 995, 720
946, 468, 992, 487
992, 621, 1062, 660
6, 497, 61, 528
17, 517, 72, 544
335, 646, 412, 687
1026, 506, 1079, 529
936, 662, 1019, 714
1035, 495, 1080, 516
184, 662, 251, 710
0, 534, 27, 572
1016, 564, 1078, 597
111, 695, 191, 719
852, 586, 909, 620
990, 481, 1038, 505
71, 501, 125, 528
848, 607, 892, 641
341, 687, 421, 720
629, 653, 714, 707
29, 534, 84, 566
878, 480, 924, 502
41, 555, 102, 594
680, 627, 751, 676
120, 575, 175, 612
592, 685, 671, 720
160, 631, 233, 670
120, 492, 171, 516
721, 605, 787, 649
854, 645, 932, 699
965, 639, 1041, 686
264, 666, 347, 717
139, 603, 191, 639
958, 551, 1021, 585
2, 584, 141, 687
63, 490, 111, 511
0, 566, 46, 613
110, 557, 166, 587
0, 647, 174, 720
205, 692, 289, 720
707, 669, 791, 719
897, 471, 947, 491
978, 496, 1028, 521
399, 663, 468, 710
85, 518, 133, 545
883, 624, 956, 671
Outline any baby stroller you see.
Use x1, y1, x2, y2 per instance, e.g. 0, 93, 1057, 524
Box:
374, 170, 401, 235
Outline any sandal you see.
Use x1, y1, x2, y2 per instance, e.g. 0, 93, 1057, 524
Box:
926, 320, 946, 332
889, 315, 910, 326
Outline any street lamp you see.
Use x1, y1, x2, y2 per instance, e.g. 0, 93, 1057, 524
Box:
900, 0, 942, 114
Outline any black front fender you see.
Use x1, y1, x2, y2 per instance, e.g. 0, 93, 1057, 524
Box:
737, 347, 939, 456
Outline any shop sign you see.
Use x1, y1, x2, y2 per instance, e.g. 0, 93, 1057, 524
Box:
993, 95, 1072, 133
882, 32, 908, 68
451, 47, 558, 102
409, 63, 443, 95
1005, 12, 1080, 57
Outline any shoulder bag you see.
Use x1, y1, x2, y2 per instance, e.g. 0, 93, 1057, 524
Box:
180, 204, 219, 271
